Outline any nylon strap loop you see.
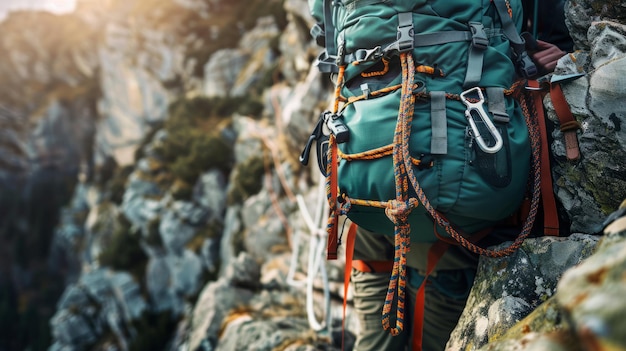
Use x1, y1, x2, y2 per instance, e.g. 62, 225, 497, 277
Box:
430, 91, 448, 155
342, 222, 358, 350
486, 87, 510, 124
550, 82, 581, 161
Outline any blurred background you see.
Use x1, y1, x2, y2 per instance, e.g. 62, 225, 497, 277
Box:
1, 1, 625, 351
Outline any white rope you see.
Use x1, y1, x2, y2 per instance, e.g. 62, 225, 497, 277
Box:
289, 176, 331, 332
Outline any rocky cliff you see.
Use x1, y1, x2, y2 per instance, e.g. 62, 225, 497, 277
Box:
0, 0, 624, 350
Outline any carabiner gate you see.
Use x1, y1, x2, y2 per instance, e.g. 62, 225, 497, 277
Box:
460, 87, 503, 154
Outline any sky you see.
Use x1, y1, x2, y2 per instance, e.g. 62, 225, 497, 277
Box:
0, 0, 76, 21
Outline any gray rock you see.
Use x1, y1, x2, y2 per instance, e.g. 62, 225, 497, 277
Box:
224, 252, 261, 289
159, 206, 198, 255
145, 256, 183, 314
200, 237, 221, 273
546, 18, 626, 233
193, 169, 228, 222
243, 210, 289, 263
448, 235, 599, 350
219, 205, 243, 277
215, 317, 312, 351
95, 19, 182, 167
50, 309, 98, 348
555, 223, 626, 350
121, 172, 164, 227
171, 250, 204, 296
50, 269, 148, 350
187, 279, 256, 351
108, 271, 148, 320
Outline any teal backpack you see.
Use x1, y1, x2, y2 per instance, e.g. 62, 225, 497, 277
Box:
300, 0, 543, 338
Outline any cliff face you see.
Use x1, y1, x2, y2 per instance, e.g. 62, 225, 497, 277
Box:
0, 0, 624, 350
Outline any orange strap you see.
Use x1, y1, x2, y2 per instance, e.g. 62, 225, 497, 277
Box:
342, 222, 358, 350
529, 79, 560, 236
412, 240, 449, 351
352, 259, 395, 273
549, 82, 581, 161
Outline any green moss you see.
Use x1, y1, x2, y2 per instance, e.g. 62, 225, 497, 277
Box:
186, 220, 223, 253
134, 124, 164, 162
145, 217, 162, 247
170, 179, 194, 201
167, 133, 232, 184
128, 311, 178, 351
227, 156, 266, 204
492, 297, 564, 344
152, 97, 237, 186
107, 165, 135, 204
97, 214, 148, 281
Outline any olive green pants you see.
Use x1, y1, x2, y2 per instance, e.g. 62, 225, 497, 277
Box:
351, 226, 479, 351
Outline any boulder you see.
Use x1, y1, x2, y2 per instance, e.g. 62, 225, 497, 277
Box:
448, 234, 599, 350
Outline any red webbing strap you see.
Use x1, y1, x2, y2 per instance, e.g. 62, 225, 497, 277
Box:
342, 222, 358, 351
412, 240, 449, 351
528, 79, 560, 236
353, 259, 395, 273
549, 82, 581, 161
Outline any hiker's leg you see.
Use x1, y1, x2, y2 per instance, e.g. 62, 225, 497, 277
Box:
407, 267, 476, 351
406, 244, 479, 351
352, 226, 408, 351
352, 269, 409, 351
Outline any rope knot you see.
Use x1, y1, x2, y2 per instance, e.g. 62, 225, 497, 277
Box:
385, 198, 419, 225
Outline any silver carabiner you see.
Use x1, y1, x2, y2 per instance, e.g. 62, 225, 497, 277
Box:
460, 87, 503, 154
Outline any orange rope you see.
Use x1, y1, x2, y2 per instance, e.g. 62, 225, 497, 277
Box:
338, 144, 393, 160
346, 84, 402, 104
360, 58, 390, 77
326, 65, 347, 260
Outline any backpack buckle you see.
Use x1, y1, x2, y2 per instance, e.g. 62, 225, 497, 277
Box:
315, 51, 339, 73
468, 22, 489, 49
385, 12, 414, 54
353, 46, 383, 63
517, 52, 539, 78
396, 22, 414, 52
324, 111, 350, 144
460, 87, 503, 154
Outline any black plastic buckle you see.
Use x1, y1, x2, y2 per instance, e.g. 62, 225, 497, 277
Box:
326, 112, 350, 144
468, 22, 489, 49
315, 51, 339, 73
416, 154, 434, 170
515, 51, 538, 79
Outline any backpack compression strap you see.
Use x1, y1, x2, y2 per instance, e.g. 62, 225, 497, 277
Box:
493, 0, 538, 78
549, 81, 581, 161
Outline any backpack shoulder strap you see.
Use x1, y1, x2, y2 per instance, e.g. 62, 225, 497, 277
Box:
492, 0, 538, 78
315, 0, 339, 73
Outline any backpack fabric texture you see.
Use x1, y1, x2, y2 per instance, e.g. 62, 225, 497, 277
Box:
309, 0, 532, 243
